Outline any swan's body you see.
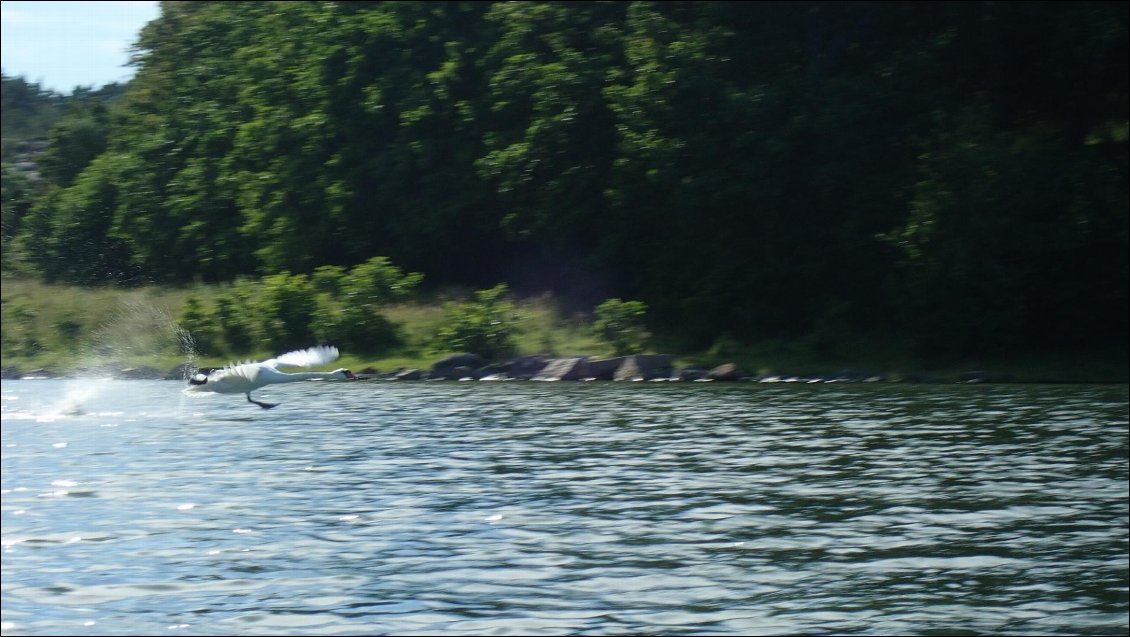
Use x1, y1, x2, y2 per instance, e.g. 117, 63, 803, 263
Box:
184, 345, 354, 408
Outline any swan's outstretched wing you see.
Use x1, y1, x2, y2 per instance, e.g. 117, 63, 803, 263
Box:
270, 345, 340, 369
184, 360, 262, 393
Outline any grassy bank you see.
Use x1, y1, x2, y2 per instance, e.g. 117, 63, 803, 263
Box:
2, 277, 1125, 383
0, 277, 613, 375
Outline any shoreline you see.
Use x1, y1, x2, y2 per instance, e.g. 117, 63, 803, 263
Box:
3, 353, 1125, 385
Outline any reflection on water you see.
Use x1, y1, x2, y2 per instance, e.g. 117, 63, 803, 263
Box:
2, 380, 1127, 635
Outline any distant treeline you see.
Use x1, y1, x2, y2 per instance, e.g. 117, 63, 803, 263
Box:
2, 1, 1126, 355
0, 74, 126, 150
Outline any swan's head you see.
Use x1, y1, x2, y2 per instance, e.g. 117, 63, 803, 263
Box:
187, 367, 217, 385
331, 368, 355, 380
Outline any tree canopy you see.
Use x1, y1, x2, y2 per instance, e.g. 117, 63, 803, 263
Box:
4, 1, 1126, 356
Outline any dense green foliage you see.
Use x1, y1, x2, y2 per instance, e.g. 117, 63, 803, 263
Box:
176, 256, 421, 357
3, 2, 1126, 358
1, 73, 127, 272
593, 298, 649, 356
434, 284, 522, 360
1, 74, 63, 147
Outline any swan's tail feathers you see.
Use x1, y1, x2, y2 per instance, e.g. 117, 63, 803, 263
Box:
273, 345, 340, 369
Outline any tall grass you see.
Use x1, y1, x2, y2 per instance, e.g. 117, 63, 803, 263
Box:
0, 278, 615, 374
2, 278, 201, 371
3, 277, 1124, 382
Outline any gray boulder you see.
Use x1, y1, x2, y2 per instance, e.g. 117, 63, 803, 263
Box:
614, 355, 674, 381
432, 353, 485, 379
578, 357, 625, 380
501, 355, 550, 380
532, 357, 587, 381
706, 363, 743, 381
394, 368, 424, 381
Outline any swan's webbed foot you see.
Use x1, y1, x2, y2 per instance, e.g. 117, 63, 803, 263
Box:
247, 394, 277, 409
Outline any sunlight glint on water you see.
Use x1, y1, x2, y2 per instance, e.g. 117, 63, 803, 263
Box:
2, 380, 1127, 636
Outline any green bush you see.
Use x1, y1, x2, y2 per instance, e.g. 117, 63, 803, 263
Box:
310, 257, 421, 355
256, 272, 318, 352
593, 298, 649, 356
312, 303, 401, 356
341, 256, 423, 304
1, 300, 42, 358
214, 284, 255, 354
311, 265, 347, 295
434, 284, 521, 360
178, 295, 220, 356
169, 257, 423, 358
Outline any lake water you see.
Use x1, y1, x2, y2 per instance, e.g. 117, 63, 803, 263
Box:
2, 379, 1127, 636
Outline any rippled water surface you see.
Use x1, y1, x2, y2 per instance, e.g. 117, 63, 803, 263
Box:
2, 379, 1127, 635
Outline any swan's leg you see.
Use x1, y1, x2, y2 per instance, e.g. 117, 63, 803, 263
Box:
247, 393, 277, 409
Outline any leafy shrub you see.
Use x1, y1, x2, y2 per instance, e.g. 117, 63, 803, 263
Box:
434, 284, 521, 360
593, 298, 649, 356
311, 303, 401, 356
178, 295, 220, 355
341, 256, 423, 304
309, 257, 421, 355
257, 272, 318, 352
214, 283, 256, 354
311, 265, 347, 295
171, 256, 422, 358
1, 300, 43, 358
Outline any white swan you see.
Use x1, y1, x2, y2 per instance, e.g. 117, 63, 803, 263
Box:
184, 345, 354, 409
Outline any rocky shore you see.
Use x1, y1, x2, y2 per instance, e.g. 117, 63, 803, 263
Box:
0, 353, 996, 384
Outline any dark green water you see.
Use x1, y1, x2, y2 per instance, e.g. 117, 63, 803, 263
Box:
2, 380, 1127, 635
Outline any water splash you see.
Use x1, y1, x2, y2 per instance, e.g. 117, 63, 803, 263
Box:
43, 299, 201, 417
174, 322, 199, 381
78, 299, 181, 370
37, 377, 112, 421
